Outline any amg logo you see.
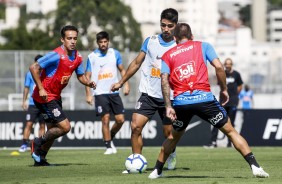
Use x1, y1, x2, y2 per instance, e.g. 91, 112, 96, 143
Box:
263, 119, 282, 140
98, 72, 113, 80
208, 112, 223, 125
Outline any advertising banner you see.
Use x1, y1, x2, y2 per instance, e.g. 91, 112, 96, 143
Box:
0, 110, 210, 147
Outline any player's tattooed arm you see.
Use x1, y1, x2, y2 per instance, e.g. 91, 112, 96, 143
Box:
161, 73, 171, 108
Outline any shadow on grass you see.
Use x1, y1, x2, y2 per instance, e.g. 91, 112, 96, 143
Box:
166, 175, 224, 179
29, 163, 90, 167
146, 167, 191, 171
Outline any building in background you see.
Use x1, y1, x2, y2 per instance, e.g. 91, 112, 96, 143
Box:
0, 0, 281, 109
122, 0, 218, 42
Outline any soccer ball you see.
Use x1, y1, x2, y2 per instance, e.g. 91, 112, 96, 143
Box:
125, 154, 148, 174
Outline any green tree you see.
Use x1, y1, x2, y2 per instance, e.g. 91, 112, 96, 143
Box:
0, 5, 57, 50
269, 0, 282, 7
0, 4, 5, 19
54, 0, 142, 51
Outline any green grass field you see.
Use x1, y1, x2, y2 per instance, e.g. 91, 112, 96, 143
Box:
1, 147, 281, 184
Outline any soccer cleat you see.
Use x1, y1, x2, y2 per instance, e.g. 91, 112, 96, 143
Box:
167, 151, 176, 170
148, 169, 163, 179
251, 165, 269, 178
104, 148, 115, 155
111, 141, 117, 154
203, 143, 217, 149
19, 144, 28, 152
34, 158, 51, 167
31, 152, 41, 162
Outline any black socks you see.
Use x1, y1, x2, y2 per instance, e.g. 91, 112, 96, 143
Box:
155, 160, 164, 175
244, 152, 260, 168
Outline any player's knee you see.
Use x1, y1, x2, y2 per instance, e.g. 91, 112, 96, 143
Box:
131, 123, 142, 135
116, 118, 124, 125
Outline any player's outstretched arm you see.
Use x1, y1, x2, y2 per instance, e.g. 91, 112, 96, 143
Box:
77, 74, 96, 89
117, 64, 130, 96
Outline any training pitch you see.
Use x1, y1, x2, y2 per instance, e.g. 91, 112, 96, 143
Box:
1, 147, 281, 184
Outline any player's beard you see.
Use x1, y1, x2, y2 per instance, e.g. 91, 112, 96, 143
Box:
162, 32, 173, 41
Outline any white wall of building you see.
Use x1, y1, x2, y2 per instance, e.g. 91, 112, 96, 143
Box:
5, 6, 20, 28
268, 10, 282, 43
27, 0, 58, 14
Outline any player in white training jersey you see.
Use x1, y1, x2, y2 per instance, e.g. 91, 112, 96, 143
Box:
111, 8, 178, 172
85, 31, 130, 155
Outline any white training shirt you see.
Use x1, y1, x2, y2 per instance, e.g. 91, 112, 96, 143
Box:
139, 35, 176, 99
86, 48, 121, 95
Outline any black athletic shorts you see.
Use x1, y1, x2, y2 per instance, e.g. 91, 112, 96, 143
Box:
134, 93, 171, 125
172, 98, 228, 132
26, 105, 44, 123
95, 93, 125, 116
34, 99, 67, 124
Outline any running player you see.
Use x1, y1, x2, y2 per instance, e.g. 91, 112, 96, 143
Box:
29, 25, 96, 166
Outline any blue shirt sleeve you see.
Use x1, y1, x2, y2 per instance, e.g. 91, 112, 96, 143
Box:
37, 51, 60, 69
201, 42, 218, 64
75, 62, 85, 75
140, 37, 150, 53
24, 72, 31, 87
114, 50, 122, 66
161, 61, 170, 74
85, 58, 91, 72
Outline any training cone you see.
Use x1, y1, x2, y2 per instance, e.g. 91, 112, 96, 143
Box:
10, 151, 20, 156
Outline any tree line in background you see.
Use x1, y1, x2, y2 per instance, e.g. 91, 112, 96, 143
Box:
0, 0, 143, 52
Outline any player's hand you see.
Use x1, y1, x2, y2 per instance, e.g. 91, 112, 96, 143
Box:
22, 102, 28, 111
88, 81, 96, 89
220, 90, 229, 106
123, 84, 130, 96
86, 95, 94, 106
39, 88, 48, 102
111, 82, 122, 92
166, 106, 177, 122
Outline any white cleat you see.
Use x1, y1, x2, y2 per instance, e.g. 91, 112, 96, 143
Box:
251, 165, 269, 178
148, 169, 163, 179
18, 144, 27, 152
111, 141, 117, 154
167, 151, 176, 170
104, 148, 115, 155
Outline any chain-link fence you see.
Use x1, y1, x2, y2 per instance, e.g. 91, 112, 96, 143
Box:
0, 50, 281, 111
0, 50, 140, 111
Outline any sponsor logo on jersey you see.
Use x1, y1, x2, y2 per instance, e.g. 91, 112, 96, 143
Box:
156, 55, 162, 60
174, 61, 196, 81
98, 73, 113, 80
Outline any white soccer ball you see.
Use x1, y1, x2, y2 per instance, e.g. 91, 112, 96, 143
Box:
125, 154, 148, 174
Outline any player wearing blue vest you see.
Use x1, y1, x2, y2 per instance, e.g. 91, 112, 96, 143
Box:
111, 8, 178, 172
239, 84, 254, 109
85, 31, 130, 155
19, 55, 46, 152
